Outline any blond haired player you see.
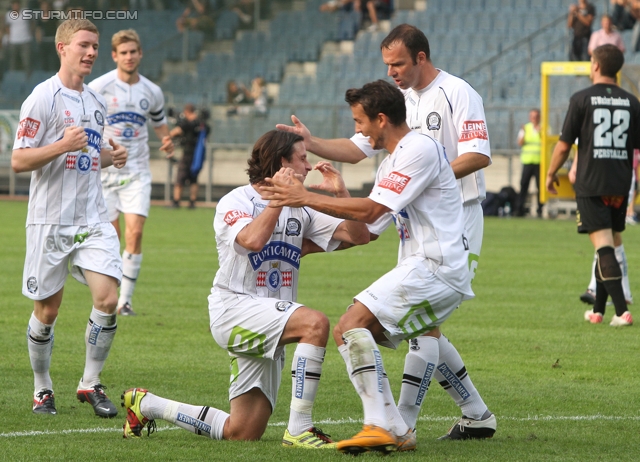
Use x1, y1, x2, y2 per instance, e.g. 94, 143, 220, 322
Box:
89, 29, 174, 316
12, 18, 128, 417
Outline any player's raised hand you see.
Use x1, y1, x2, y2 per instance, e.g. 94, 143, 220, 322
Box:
309, 161, 348, 197
275, 115, 312, 147
260, 167, 307, 208
159, 135, 175, 157
62, 126, 88, 152
109, 138, 128, 169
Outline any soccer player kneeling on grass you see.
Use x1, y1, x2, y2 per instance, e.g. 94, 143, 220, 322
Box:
261, 80, 496, 454
121, 130, 369, 446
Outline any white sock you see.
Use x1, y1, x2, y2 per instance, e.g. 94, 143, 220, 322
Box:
615, 245, 632, 302
342, 328, 388, 429
141, 392, 229, 440
118, 251, 142, 307
397, 336, 439, 429
27, 313, 55, 392
80, 307, 117, 388
381, 372, 409, 436
288, 343, 325, 436
588, 252, 597, 293
434, 335, 488, 420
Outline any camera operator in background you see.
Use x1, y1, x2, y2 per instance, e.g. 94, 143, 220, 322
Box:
170, 103, 211, 209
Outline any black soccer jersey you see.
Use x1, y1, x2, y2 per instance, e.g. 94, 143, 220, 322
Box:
559, 83, 640, 197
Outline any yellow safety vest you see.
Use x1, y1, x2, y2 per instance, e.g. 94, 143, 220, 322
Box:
520, 123, 541, 164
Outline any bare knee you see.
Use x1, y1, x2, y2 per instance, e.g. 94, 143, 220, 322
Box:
302, 311, 329, 345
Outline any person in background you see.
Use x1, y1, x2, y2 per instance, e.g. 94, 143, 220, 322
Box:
88, 29, 174, 317
516, 109, 542, 217
171, 103, 210, 209
568, 0, 596, 61
547, 45, 638, 326
588, 14, 625, 55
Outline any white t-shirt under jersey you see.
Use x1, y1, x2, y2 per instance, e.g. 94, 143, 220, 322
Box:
14, 74, 111, 226
88, 70, 166, 175
367, 131, 473, 299
352, 70, 492, 205
212, 184, 343, 305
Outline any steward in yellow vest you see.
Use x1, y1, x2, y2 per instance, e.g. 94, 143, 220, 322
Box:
517, 109, 542, 216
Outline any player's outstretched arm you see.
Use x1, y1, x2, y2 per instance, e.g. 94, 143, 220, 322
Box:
12, 126, 87, 173
276, 115, 367, 164
260, 168, 388, 224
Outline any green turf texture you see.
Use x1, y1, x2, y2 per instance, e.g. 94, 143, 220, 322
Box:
1, 201, 638, 461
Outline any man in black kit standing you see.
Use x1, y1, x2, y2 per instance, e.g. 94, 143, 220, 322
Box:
171, 103, 210, 209
547, 44, 640, 327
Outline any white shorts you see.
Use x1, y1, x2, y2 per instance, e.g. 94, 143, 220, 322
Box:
463, 201, 484, 282
208, 289, 302, 409
354, 257, 465, 350
101, 171, 152, 222
23, 223, 123, 300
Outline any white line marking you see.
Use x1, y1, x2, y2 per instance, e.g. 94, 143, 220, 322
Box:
3, 414, 639, 438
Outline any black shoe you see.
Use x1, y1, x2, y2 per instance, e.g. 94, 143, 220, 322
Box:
33, 389, 57, 414
580, 289, 596, 305
171, 200, 180, 208
77, 384, 118, 418
188, 201, 196, 209
438, 412, 497, 440
117, 302, 137, 316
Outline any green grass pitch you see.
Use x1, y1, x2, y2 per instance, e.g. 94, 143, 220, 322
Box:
1, 200, 639, 461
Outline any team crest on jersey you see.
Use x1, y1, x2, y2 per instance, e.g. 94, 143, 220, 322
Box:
76, 153, 92, 174
285, 218, 301, 236
140, 98, 149, 110
94, 110, 104, 126
257, 263, 292, 292
27, 276, 38, 294
426, 112, 441, 130
275, 301, 294, 312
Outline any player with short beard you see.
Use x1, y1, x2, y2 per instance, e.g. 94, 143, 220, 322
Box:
277, 24, 495, 443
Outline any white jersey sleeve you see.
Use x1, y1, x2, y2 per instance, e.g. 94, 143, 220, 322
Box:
147, 81, 167, 128
369, 134, 446, 213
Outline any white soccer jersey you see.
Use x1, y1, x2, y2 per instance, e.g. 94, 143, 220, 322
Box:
14, 74, 111, 226
212, 184, 343, 301
88, 70, 166, 174
352, 70, 492, 204
367, 131, 473, 298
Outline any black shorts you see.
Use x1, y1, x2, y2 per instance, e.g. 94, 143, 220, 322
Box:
176, 154, 198, 185
576, 195, 628, 234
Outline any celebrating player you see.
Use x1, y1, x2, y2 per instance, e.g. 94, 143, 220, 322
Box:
547, 44, 639, 326
12, 19, 128, 417
88, 29, 174, 316
262, 80, 492, 454
277, 24, 495, 442
121, 130, 369, 447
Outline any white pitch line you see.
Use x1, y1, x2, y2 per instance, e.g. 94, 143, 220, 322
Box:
2, 414, 639, 439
